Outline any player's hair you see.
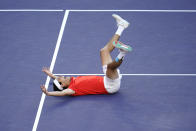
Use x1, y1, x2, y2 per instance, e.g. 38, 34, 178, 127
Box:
53, 82, 67, 91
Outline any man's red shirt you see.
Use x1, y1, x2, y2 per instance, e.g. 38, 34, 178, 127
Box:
68, 76, 108, 96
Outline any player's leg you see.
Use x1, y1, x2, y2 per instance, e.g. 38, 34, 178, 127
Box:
106, 42, 132, 79
100, 14, 131, 79
100, 34, 120, 66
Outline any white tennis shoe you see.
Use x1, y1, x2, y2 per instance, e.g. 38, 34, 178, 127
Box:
112, 14, 130, 28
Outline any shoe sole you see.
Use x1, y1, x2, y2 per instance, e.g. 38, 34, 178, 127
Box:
113, 41, 132, 52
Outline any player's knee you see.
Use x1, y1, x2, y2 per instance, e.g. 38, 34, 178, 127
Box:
100, 47, 106, 52
100, 47, 109, 55
100, 47, 106, 55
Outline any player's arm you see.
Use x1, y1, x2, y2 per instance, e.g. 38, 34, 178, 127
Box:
42, 67, 57, 79
40, 85, 75, 96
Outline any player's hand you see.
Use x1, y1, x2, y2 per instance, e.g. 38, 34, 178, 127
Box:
42, 67, 51, 74
40, 85, 49, 95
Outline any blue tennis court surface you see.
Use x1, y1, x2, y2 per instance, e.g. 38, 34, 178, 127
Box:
0, 11, 64, 130
0, 10, 196, 131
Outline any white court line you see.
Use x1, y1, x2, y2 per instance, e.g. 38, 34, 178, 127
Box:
70, 10, 196, 12
0, 9, 64, 12
32, 10, 69, 131
54, 74, 196, 76
0, 9, 196, 12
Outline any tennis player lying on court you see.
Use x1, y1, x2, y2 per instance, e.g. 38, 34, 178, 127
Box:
40, 14, 132, 96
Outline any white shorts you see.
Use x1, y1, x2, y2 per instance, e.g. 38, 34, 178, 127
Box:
102, 65, 122, 94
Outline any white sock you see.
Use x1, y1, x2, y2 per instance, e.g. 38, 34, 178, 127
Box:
115, 25, 125, 36
115, 50, 127, 62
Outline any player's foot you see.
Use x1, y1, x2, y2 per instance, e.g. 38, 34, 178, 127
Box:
112, 14, 130, 28
113, 41, 132, 52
